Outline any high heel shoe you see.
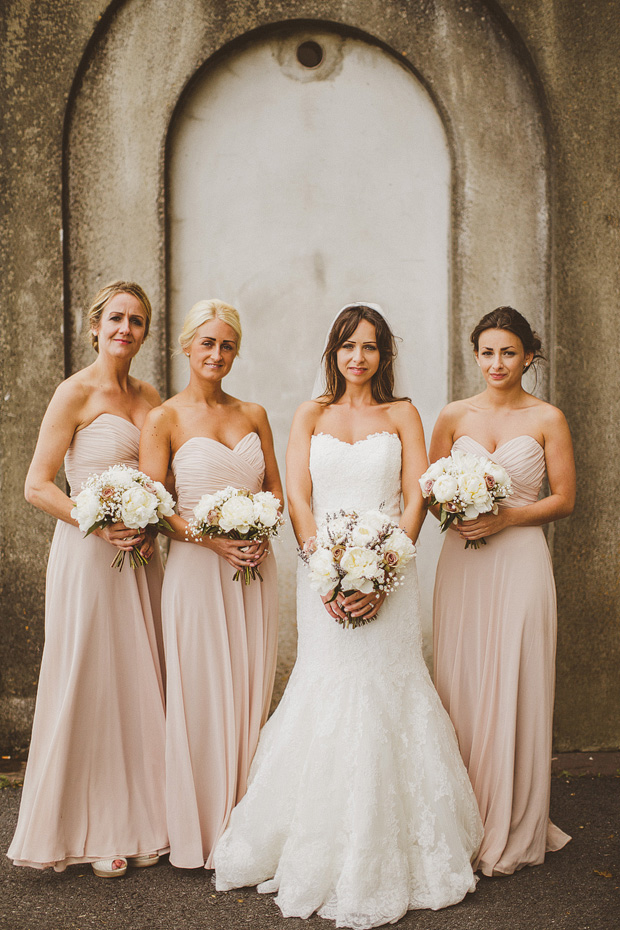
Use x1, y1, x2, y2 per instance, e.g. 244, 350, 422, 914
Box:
91, 857, 128, 878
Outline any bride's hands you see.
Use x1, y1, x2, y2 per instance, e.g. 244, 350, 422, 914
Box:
321, 589, 386, 621
201, 535, 269, 570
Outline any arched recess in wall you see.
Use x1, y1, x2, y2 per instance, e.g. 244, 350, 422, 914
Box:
64, 0, 550, 675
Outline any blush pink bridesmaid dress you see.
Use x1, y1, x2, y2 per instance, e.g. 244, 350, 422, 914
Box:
433, 434, 571, 876
8, 414, 168, 870
162, 431, 278, 869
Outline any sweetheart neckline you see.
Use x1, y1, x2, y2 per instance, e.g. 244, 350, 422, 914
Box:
455, 434, 544, 455
312, 431, 401, 447
173, 432, 259, 460
78, 412, 141, 433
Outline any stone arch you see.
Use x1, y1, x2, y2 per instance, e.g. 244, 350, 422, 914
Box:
65, 0, 550, 396
64, 0, 550, 679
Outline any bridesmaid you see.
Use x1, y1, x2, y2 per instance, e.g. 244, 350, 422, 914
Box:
8, 282, 168, 877
430, 306, 576, 876
139, 298, 282, 870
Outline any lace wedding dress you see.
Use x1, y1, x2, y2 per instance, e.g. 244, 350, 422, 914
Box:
214, 432, 482, 928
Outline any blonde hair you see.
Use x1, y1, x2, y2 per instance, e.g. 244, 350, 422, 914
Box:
177, 299, 242, 354
87, 281, 153, 352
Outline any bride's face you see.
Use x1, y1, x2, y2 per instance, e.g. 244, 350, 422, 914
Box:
188, 318, 238, 381
336, 319, 380, 387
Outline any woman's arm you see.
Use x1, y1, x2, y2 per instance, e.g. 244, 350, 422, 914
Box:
26, 379, 145, 551
394, 402, 429, 544
24, 379, 86, 524
253, 405, 284, 506
456, 406, 576, 543
285, 402, 319, 547
427, 404, 460, 527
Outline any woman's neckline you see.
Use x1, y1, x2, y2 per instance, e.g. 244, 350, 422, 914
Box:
173, 432, 259, 459
78, 412, 141, 432
312, 430, 401, 447
455, 434, 543, 455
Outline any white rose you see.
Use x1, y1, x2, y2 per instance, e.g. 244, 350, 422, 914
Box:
253, 495, 279, 528
383, 529, 416, 569
451, 449, 485, 476
362, 510, 392, 532
307, 547, 339, 595
350, 522, 378, 547
457, 474, 492, 513
72, 488, 104, 533
433, 473, 458, 503
317, 515, 350, 546
120, 486, 159, 529
155, 487, 175, 518
194, 493, 219, 524
340, 547, 383, 592
219, 494, 256, 533
104, 465, 136, 489
422, 459, 449, 482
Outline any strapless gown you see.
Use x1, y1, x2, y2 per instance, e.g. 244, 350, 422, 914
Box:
433, 435, 571, 876
163, 432, 278, 869
8, 414, 168, 870
214, 432, 482, 929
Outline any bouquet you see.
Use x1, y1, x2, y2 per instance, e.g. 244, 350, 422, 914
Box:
72, 465, 175, 569
186, 486, 284, 584
419, 449, 512, 548
300, 509, 416, 629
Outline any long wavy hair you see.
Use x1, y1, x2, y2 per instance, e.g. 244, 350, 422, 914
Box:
320, 305, 408, 406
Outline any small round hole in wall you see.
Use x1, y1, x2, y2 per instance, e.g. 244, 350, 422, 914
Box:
296, 41, 324, 69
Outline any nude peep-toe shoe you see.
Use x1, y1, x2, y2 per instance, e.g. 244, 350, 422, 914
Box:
91, 857, 128, 878
127, 853, 160, 868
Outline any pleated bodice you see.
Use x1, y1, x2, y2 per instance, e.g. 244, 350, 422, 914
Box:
65, 413, 140, 496
172, 433, 266, 520
453, 434, 545, 507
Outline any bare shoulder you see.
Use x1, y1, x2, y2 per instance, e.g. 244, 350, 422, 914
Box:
143, 396, 176, 430
531, 397, 570, 434
293, 399, 324, 428
388, 399, 423, 431
131, 376, 162, 408
238, 399, 269, 426
437, 398, 472, 426
46, 370, 91, 419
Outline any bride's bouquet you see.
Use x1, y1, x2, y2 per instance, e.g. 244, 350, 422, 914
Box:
72, 465, 175, 569
186, 486, 284, 584
301, 509, 416, 629
419, 450, 512, 548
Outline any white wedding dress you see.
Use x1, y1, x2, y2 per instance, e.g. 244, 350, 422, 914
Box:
214, 432, 482, 929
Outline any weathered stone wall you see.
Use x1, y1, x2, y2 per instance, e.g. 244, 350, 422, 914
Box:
1, 0, 618, 751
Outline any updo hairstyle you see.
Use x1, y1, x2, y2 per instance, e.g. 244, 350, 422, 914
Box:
470, 306, 545, 372
177, 299, 242, 355
88, 281, 153, 352
321, 304, 407, 405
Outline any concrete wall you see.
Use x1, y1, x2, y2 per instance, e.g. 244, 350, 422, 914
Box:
1, 0, 618, 751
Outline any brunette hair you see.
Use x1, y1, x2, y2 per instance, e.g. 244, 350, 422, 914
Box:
87, 281, 152, 352
320, 305, 408, 405
470, 306, 545, 372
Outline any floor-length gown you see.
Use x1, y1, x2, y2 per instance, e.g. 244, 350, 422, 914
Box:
8, 414, 168, 870
433, 435, 571, 877
163, 432, 278, 869
214, 432, 482, 929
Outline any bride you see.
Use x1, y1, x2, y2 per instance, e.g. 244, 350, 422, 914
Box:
214, 303, 482, 928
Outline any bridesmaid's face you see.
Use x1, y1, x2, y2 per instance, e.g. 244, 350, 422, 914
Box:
188, 319, 238, 381
475, 328, 533, 388
92, 293, 148, 359
336, 319, 380, 387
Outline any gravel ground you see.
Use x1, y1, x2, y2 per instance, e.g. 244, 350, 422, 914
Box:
0, 756, 618, 930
